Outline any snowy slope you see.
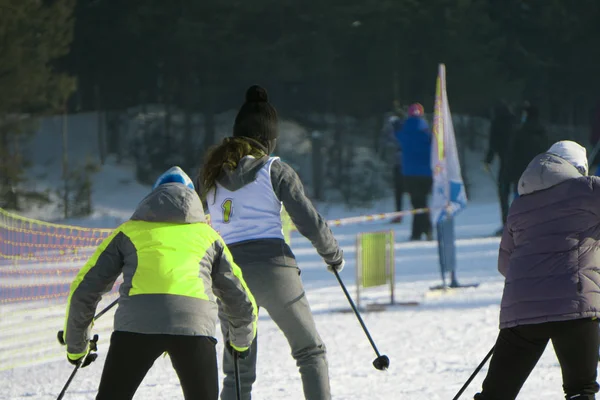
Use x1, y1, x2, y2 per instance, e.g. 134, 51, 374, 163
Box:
1, 119, 571, 399
0, 198, 569, 400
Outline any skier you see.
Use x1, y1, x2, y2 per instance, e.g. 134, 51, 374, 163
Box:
383, 111, 405, 223
62, 166, 257, 400
507, 104, 548, 189
196, 84, 344, 400
589, 101, 600, 172
394, 102, 433, 240
474, 140, 600, 400
483, 101, 517, 235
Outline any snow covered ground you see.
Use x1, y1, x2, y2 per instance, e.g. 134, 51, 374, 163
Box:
0, 196, 569, 400
0, 120, 568, 400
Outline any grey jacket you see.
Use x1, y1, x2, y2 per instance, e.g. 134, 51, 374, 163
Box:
204, 156, 343, 268
498, 153, 600, 328
63, 183, 257, 355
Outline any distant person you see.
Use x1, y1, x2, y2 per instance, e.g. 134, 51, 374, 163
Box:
483, 101, 517, 235
589, 101, 600, 170
474, 140, 600, 400
518, 100, 530, 125
394, 102, 433, 240
62, 166, 257, 400
197, 85, 344, 400
385, 112, 406, 223
507, 104, 549, 189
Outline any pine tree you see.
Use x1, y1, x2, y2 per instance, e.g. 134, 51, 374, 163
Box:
0, 0, 76, 209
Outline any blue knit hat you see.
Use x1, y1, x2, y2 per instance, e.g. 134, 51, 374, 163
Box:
153, 166, 195, 190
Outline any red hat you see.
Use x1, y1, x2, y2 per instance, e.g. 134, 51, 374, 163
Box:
408, 103, 424, 117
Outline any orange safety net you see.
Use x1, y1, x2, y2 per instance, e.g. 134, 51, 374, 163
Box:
0, 208, 114, 304
0, 208, 121, 370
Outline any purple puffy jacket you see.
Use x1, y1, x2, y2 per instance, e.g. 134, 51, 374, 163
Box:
499, 152, 600, 328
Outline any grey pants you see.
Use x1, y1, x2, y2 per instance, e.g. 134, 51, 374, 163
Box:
219, 264, 330, 400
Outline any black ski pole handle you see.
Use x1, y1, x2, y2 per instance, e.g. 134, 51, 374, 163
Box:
57, 330, 66, 346
88, 334, 99, 352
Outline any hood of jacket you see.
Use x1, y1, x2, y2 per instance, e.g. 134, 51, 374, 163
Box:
130, 183, 206, 223
518, 152, 584, 196
216, 155, 270, 192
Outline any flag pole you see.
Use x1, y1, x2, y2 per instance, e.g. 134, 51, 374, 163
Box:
430, 63, 476, 291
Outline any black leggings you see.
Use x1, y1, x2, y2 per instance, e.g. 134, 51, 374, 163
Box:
475, 318, 600, 400
96, 331, 218, 400
393, 163, 404, 212
404, 175, 432, 238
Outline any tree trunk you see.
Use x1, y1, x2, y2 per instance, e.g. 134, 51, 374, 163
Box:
202, 92, 216, 155
62, 111, 69, 219
184, 107, 194, 168
95, 85, 106, 165
164, 101, 172, 142
106, 111, 123, 163
0, 129, 17, 209
334, 113, 343, 182
181, 69, 196, 169
311, 130, 323, 201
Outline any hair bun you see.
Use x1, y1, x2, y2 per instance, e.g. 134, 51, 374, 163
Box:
245, 85, 268, 103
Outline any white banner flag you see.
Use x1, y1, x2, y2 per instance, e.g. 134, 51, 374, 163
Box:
431, 64, 467, 225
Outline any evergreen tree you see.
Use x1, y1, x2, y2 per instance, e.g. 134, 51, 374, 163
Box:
0, 0, 76, 209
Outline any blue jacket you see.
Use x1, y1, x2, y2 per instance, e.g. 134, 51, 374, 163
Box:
394, 116, 432, 177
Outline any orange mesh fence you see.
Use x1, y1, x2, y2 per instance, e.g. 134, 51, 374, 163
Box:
1, 206, 433, 371
0, 207, 115, 304
0, 208, 119, 370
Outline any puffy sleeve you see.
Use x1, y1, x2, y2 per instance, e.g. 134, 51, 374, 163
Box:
498, 226, 515, 277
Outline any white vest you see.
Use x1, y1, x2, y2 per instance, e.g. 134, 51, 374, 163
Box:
207, 157, 284, 245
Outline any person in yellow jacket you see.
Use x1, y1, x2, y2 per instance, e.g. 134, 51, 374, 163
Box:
62, 166, 257, 400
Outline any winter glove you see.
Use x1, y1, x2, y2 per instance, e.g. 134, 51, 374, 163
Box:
65, 334, 99, 368
326, 259, 345, 273
226, 341, 250, 360
67, 351, 98, 368
67, 349, 86, 366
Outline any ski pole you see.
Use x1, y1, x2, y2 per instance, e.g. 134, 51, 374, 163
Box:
57, 298, 118, 346
56, 334, 99, 400
55, 298, 118, 399
234, 351, 242, 400
332, 269, 390, 370
93, 298, 119, 320
482, 165, 498, 187
56, 363, 80, 400
452, 345, 494, 400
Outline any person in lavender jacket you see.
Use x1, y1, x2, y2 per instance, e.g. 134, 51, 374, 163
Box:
474, 140, 600, 400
